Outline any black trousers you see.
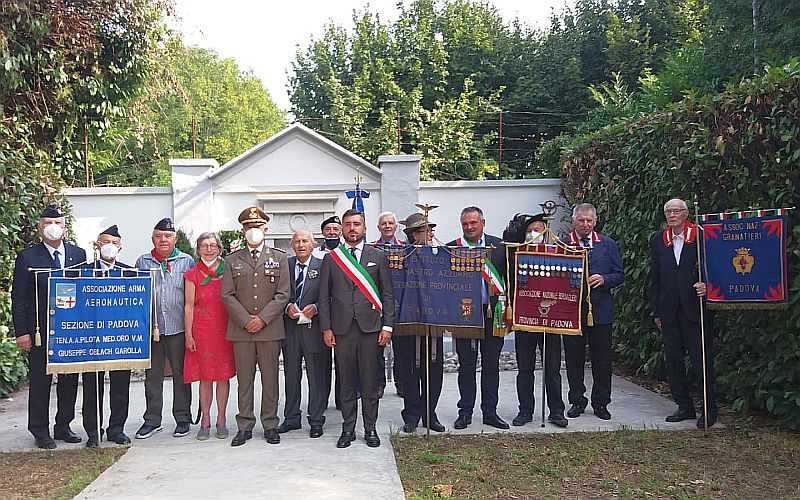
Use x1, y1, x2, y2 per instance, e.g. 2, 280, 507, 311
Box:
563, 323, 613, 408
514, 331, 564, 415
27, 347, 78, 439
661, 307, 716, 412
82, 370, 131, 438
281, 329, 328, 427
455, 310, 504, 418
395, 335, 444, 425
334, 325, 382, 433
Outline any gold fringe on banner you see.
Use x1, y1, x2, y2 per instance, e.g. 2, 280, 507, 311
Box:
707, 303, 788, 311
47, 359, 151, 375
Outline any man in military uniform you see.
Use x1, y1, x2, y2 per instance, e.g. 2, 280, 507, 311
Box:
222, 207, 290, 446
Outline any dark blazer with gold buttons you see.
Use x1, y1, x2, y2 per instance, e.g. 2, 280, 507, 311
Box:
222, 245, 290, 342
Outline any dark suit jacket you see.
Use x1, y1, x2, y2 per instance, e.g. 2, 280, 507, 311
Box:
283, 255, 327, 353
318, 244, 395, 335
12, 242, 87, 343
649, 231, 702, 322
583, 235, 624, 325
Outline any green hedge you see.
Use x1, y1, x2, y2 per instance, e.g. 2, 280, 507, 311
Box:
557, 60, 800, 428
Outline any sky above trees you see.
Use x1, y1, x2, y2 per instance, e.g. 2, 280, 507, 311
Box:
171, 0, 574, 110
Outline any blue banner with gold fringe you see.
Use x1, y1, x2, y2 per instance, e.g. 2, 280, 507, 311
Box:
379, 245, 485, 338
47, 269, 152, 374
699, 209, 788, 309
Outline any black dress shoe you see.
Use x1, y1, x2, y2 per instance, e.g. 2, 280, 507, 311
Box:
696, 412, 717, 428
364, 430, 380, 447
453, 414, 472, 430
35, 436, 57, 450
483, 414, 510, 430
402, 423, 417, 433
86, 435, 100, 448
548, 413, 569, 428
265, 428, 281, 444
512, 412, 532, 426
108, 433, 131, 445
231, 430, 253, 447
593, 405, 612, 420
567, 403, 586, 418
54, 429, 82, 443
336, 431, 356, 448
277, 421, 301, 434
424, 420, 446, 433
666, 408, 696, 423
309, 425, 324, 438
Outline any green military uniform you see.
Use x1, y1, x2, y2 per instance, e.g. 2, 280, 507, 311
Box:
222, 208, 290, 436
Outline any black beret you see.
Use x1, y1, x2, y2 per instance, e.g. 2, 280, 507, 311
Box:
100, 225, 121, 238
321, 215, 342, 231
154, 217, 176, 232
40, 204, 63, 218
238, 207, 269, 225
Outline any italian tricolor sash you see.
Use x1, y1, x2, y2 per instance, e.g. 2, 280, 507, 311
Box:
456, 237, 506, 295
330, 244, 383, 312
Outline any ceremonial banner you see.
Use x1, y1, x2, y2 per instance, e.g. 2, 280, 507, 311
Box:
381, 245, 485, 338
47, 270, 152, 374
511, 244, 584, 335
699, 209, 788, 309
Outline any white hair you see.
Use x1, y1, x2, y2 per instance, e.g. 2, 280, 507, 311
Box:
663, 198, 688, 211
377, 211, 397, 223
572, 203, 597, 219
292, 228, 316, 244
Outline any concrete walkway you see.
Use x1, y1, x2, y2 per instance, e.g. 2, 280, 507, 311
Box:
0, 367, 702, 499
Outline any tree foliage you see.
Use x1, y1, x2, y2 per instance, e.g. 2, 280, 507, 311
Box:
560, 60, 800, 428
90, 40, 286, 186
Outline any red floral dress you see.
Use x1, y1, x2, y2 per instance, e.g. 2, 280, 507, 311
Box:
183, 267, 235, 382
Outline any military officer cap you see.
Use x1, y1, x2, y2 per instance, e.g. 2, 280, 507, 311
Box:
320, 215, 341, 231
40, 204, 64, 218
401, 212, 436, 237
100, 225, 121, 238
154, 217, 176, 232
238, 206, 269, 225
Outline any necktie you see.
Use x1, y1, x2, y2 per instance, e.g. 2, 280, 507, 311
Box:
580, 237, 590, 248
349, 247, 357, 260
251, 249, 259, 262
52, 250, 61, 269
295, 263, 306, 299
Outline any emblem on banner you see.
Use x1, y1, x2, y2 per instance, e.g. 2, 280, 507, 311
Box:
55, 283, 77, 309
461, 298, 474, 321
538, 299, 556, 317
733, 247, 755, 275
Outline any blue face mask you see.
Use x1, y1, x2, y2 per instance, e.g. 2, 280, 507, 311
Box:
324, 238, 340, 250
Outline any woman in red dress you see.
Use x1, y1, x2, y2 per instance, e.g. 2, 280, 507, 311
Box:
184, 232, 236, 440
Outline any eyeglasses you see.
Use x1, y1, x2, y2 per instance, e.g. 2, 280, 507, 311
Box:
664, 208, 687, 215
199, 243, 219, 250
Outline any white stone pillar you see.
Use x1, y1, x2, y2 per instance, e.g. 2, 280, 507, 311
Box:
170, 158, 219, 245
378, 155, 421, 224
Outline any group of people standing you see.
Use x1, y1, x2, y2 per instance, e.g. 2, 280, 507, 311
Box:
11, 196, 717, 451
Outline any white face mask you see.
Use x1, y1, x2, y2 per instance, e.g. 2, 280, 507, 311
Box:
525, 231, 543, 243
245, 227, 265, 246
43, 223, 64, 241
100, 243, 119, 261
201, 257, 218, 267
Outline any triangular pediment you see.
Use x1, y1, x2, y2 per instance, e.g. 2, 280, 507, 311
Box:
209, 122, 381, 188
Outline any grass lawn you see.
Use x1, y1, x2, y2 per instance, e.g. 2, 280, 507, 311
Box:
0, 447, 126, 500
392, 426, 800, 499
